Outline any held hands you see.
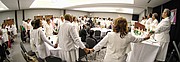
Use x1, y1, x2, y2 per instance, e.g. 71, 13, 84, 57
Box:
54, 43, 58, 48
84, 48, 95, 54
144, 33, 152, 40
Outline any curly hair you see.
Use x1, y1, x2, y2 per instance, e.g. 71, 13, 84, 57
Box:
113, 17, 128, 38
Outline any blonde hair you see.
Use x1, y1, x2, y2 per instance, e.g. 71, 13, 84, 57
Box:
113, 17, 128, 38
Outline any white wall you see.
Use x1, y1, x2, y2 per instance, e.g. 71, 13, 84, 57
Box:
0, 11, 15, 25
66, 10, 88, 17
24, 9, 63, 20
91, 12, 132, 22
17, 10, 23, 31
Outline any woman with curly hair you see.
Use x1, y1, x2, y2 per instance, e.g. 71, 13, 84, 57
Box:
89, 17, 151, 62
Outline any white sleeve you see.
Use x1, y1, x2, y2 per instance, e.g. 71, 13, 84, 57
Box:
129, 34, 144, 43
39, 30, 54, 47
93, 33, 108, 51
69, 26, 86, 49
154, 21, 170, 34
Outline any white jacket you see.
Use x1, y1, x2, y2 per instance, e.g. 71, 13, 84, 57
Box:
31, 27, 54, 58
57, 21, 85, 51
93, 32, 144, 62
154, 17, 171, 42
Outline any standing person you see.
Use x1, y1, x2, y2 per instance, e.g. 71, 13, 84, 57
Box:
140, 16, 147, 25
88, 17, 151, 62
79, 25, 87, 42
72, 16, 80, 34
150, 13, 159, 30
1, 23, 9, 44
55, 14, 89, 62
146, 13, 153, 31
31, 19, 56, 59
44, 19, 54, 37
153, 9, 171, 62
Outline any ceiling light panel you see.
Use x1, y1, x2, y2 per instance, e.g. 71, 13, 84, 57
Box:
0, 1, 9, 11
72, 7, 133, 14
30, 0, 134, 8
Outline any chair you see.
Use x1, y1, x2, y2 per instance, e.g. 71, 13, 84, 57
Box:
94, 30, 101, 40
86, 38, 97, 49
20, 42, 37, 62
86, 38, 97, 60
167, 41, 180, 62
45, 56, 63, 62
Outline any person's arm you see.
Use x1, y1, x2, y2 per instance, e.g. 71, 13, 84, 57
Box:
130, 34, 150, 43
39, 30, 54, 47
154, 21, 170, 34
69, 26, 86, 49
93, 33, 109, 51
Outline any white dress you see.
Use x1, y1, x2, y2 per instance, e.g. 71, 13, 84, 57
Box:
57, 21, 85, 62
32, 27, 54, 59
154, 17, 171, 61
1, 29, 9, 42
44, 24, 54, 37
93, 32, 144, 62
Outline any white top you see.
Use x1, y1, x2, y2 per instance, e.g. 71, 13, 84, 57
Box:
44, 24, 54, 37
150, 19, 158, 30
57, 20, 85, 51
154, 17, 171, 42
140, 19, 147, 25
93, 32, 144, 61
145, 18, 153, 29
1, 29, 8, 42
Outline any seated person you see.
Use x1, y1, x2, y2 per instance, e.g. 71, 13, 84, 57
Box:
87, 30, 98, 43
79, 25, 87, 42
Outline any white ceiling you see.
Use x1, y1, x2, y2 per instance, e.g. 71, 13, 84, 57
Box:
0, 0, 171, 14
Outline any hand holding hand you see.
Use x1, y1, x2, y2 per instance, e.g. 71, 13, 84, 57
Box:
144, 34, 151, 40
84, 48, 90, 54
54, 44, 58, 48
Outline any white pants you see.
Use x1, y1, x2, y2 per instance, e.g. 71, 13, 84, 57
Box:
156, 42, 169, 61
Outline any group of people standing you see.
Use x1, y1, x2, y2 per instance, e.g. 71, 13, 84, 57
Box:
140, 8, 171, 62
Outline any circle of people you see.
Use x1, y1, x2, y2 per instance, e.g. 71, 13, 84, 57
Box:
0, 8, 171, 62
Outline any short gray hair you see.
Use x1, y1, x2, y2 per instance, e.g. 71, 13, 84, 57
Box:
164, 8, 170, 17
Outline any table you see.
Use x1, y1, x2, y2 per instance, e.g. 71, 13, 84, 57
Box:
90, 28, 112, 37
127, 29, 160, 62
44, 35, 79, 60
44, 35, 61, 57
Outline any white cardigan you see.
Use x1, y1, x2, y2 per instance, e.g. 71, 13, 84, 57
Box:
93, 32, 144, 62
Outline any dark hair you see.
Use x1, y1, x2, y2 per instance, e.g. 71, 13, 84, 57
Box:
31, 20, 35, 28
149, 13, 152, 18
33, 19, 41, 29
144, 16, 147, 19
46, 19, 50, 22
153, 13, 158, 19
64, 14, 72, 21
89, 30, 94, 36
113, 17, 128, 38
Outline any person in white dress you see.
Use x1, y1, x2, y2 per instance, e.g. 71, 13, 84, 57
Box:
55, 14, 89, 62
146, 13, 153, 30
150, 13, 159, 30
31, 19, 56, 59
140, 16, 147, 25
89, 17, 151, 62
152, 9, 171, 62
72, 16, 80, 34
44, 19, 54, 37
1, 23, 9, 43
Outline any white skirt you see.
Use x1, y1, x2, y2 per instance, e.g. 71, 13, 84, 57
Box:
156, 42, 169, 61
